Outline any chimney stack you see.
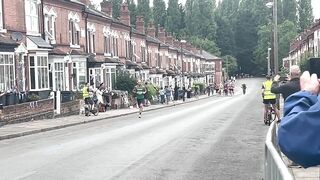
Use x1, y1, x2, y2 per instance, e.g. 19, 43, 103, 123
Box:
166, 34, 173, 45
147, 22, 156, 37
101, 1, 113, 17
136, 16, 145, 34
120, 3, 130, 26
158, 27, 166, 42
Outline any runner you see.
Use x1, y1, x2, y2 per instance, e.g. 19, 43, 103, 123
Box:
133, 80, 147, 118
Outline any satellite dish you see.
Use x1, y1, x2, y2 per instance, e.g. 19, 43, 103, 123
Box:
11, 32, 23, 42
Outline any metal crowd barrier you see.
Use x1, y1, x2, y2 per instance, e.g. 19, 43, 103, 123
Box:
264, 121, 294, 180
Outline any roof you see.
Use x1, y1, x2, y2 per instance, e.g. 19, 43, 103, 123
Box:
49, 48, 67, 55
146, 35, 161, 44
85, 7, 112, 20
131, 28, 145, 36
0, 35, 18, 46
201, 50, 221, 60
27, 36, 53, 49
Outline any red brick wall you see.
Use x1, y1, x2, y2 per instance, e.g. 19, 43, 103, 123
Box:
147, 43, 158, 68
0, 99, 54, 125
44, 1, 86, 51
56, 99, 81, 117
3, 0, 26, 32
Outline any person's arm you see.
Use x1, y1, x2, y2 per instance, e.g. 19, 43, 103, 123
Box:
278, 71, 320, 168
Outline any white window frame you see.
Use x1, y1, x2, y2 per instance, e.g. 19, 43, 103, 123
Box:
29, 53, 49, 91
72, 61, 86, 91
25, 0, 41, 36
52, 62, 65, 91
44, 6, 57, 44
105, 67, 116, 90
89, 68, 102, 88
87, 23, 96, 54
0, 53, 15, 92
68, 12, 80, 48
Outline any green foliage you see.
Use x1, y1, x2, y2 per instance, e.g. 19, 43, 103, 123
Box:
153, 0, 166, 29
109, 0, 122, 20
128, 0, 137, 28
282, 0, 298, 25
298, 0, 314, 32
299, 52, 312, 72
166, 0, 181, 36
222, 55, 238, 76
188, 36, 220, 56
27, 93, 41, 102
115, 71, 137, 95
193, 83, 205, 93
146, 84, 158, 101
253, 24, 270, 75
137, 0, 151, 27
278, 20, 297, 67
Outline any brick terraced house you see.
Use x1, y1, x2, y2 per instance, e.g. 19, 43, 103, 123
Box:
0, 0, 222, 108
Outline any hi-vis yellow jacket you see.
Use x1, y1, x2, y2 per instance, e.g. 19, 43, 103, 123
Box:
263, 80, 276, 99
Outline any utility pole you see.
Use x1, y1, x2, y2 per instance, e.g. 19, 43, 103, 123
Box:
273, 0, 279, 75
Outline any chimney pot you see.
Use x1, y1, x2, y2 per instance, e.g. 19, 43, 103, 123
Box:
101, 1, 113, 17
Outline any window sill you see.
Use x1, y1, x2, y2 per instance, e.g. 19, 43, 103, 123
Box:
0, 29, 7, 33
104, 53, 112, 57
26, 32, 41, 36
70, 44, 80, 49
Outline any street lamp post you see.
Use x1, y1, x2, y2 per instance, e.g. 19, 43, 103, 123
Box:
180, 40, 186, 86
266, 0, 279, 75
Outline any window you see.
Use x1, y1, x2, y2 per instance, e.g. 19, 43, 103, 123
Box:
125, 40, 130, 58
72, 62, 86, 91
104, 36, 111, 55
87, 31, 95, 53
0, 53, 15, 92
69, 20, 80, 46
25, 0, 40, 34
112, 37, 118, 57
0, 0, 4, 30
147, 52, 151, 66
44, 7, 56, 44
89, 68, 101, 88
105, 67, 116, 90
141, 47, 146, 62
29, 55, 49, 90
87, 23, 95, 53
53, 62, 64, 91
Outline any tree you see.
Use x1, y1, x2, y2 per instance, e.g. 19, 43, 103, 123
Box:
166, 0, 181, 35
137, 0, 151, 27
127, 0, 137, 28
109, 0, 122, 20
153, 0, 166, 29
189, 36, 220, 56
115, 71, 137, 95
298, 0, 313, 32
282, 0, 297, 25
278, 20, 297, 68
223, 55, 238, 76
253, 25, 271, 75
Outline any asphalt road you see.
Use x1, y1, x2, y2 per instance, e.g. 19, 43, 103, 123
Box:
0, 78, 268, 180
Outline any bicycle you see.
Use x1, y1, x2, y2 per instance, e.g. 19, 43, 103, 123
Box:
264, 103, 276, 126
84, 96, 99, 116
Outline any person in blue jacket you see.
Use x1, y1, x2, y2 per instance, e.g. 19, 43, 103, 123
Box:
278, 71, 320, 168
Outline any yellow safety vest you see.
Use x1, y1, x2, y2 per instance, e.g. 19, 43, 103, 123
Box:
263, 80, 276, 99
82, 86, 89, 99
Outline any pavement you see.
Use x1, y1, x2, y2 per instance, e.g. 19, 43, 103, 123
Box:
0, 95, 211, 141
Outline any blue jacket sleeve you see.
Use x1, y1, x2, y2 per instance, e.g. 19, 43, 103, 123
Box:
278, 91, 320, 168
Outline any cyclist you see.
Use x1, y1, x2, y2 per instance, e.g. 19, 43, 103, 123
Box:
82, 82, 95, 116
262, 76, 281, 122
133, 80, 147, 118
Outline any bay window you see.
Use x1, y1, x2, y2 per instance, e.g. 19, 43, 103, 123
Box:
0, 53, 15, 92
25, 0, 40, 35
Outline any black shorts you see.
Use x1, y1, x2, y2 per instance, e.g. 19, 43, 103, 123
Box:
263, 99, 276, 105
137, 99, 144, 107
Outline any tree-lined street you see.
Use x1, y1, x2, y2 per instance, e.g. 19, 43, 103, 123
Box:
0, 79, 268, 180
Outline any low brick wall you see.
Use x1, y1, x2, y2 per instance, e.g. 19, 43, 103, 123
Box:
55, 100, 81, 118
0, 99, 54, 125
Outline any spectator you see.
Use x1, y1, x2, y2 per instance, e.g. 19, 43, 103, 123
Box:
159, 87, 165, 104
271, 65, 301, 100
278, 71, 320, 168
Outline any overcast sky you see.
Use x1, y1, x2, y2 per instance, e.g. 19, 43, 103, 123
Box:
92, 0, 320, 19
